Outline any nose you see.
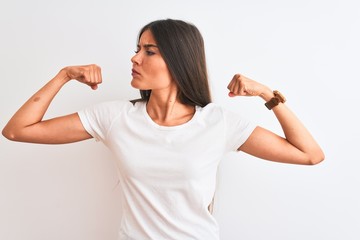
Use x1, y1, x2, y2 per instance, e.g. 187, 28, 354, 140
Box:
131, 52, 141, 65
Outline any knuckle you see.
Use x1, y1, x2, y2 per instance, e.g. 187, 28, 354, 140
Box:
92, 64, 100, 70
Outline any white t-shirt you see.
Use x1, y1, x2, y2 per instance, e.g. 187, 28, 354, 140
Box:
78, 100, 256, 240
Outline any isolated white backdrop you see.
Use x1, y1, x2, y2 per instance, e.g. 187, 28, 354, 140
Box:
1, 0, 359, 239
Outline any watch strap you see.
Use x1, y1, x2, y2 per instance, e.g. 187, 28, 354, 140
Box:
265, 90, 286, 110
265, 97, 280, 110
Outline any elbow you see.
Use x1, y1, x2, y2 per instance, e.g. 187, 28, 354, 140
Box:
2, 127, 18, 142
307, 150, 325, 165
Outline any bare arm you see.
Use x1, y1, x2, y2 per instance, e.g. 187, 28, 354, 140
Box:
2, 64, 102, 144
227, 74, 325, 165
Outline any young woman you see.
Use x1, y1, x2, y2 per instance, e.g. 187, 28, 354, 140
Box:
2, 19, 324, 240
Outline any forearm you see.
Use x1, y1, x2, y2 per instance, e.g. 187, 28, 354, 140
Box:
2, 69, 70, 138
228, 73, 324, 165
262, 90, 324, 164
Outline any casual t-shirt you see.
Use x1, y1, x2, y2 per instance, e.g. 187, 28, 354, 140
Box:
78, 100, 256, 240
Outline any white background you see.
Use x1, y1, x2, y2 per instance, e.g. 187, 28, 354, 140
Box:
1, 0, 359, 239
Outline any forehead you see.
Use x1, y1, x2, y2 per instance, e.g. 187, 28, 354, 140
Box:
138, 30, 157, 45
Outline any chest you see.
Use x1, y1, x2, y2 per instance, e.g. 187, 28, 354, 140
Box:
105, 116, 226, 183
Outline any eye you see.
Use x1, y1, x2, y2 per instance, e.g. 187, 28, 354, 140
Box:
146, 50, 155, 56
134, 45, 140, 54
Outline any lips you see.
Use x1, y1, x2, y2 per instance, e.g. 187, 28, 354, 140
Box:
132, 69, 140, 76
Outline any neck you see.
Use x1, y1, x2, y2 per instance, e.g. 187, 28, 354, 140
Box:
146, 90, 195, 126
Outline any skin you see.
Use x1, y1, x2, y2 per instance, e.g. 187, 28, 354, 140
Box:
131, 30, 195, 126
227, 74, 325, 164
2, 30, 324, 165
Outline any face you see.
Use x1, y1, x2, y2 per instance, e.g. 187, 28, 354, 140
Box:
131, 30, 174, 92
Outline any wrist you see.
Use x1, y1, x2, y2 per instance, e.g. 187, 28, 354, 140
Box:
259, 87, 274, 102
57, 68, 72, 84
264, 90, 286, 110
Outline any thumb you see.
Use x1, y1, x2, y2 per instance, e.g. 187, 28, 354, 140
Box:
228, 92, 236, 97
90, 84, 98, 90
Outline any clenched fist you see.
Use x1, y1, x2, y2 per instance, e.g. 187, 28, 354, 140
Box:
227, 74, 272, 101
62, 64, 102, 90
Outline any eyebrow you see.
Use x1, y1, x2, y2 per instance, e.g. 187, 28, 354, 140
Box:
137, 43, 158, 48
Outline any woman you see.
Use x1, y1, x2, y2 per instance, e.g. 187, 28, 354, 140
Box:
2, 19, 324, 240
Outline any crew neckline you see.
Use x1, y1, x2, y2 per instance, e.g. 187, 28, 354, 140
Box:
139, 101, 200, 130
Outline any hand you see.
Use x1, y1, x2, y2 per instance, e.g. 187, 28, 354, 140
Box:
63, 64, 102, 90
227, 74, 272, 101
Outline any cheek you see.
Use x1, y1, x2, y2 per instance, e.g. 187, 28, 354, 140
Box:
141, 57, 174, 87
155, 70, 172, 87
152, 62, 172, 81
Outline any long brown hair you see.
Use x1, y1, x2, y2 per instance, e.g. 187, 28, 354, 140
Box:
136, 19, 212, 107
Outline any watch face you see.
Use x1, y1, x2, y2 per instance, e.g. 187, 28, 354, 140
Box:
274, 90, 286, 103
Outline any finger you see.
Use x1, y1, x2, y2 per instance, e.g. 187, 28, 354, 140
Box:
96, 65, 102, 85
226, 77, 233, 90
227, 74, 238, 90
81, 69, 96, 89
239, 82, 248, 96
90, 65, 96, 85
227, 74, 239, 90
227, 82, 236, 97
230, 74, 243, 96
82, 69, 91, 85
233, 83, 241, 96
227, 79, 234, 92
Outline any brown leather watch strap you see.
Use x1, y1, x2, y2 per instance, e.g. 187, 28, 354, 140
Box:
265, 90, 286, 110
265, 97, 281, 110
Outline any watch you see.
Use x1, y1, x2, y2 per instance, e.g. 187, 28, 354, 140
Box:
265, 90, 286, 110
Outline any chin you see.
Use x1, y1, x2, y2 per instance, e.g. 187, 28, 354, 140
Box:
130, 80, 140, 89
131, 81, 147, 90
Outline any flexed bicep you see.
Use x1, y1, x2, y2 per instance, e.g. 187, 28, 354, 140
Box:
7, 113, 92, 144
2, 64, 101, 144
239, 126, 303, 164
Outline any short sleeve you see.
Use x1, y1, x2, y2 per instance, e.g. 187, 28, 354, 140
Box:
222, 107, 257, 152
77, 100, 132, 142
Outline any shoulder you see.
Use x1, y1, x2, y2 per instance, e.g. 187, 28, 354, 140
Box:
197, 102, 252, 125
198, 102, 222, 113
78, 100, 143, 121
92, 99, 134, 109
197, 103, 230, 119
84, 100, 137, 113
